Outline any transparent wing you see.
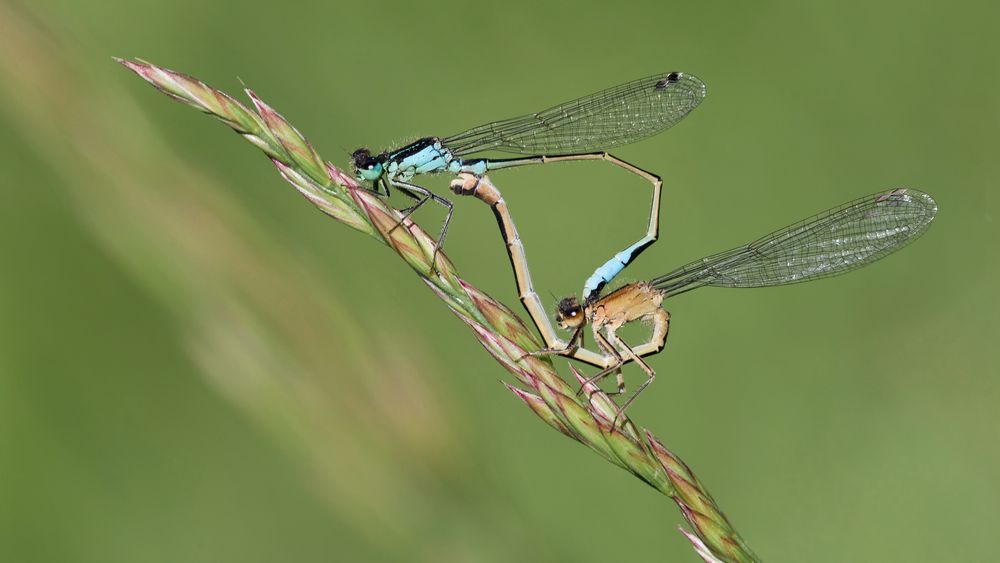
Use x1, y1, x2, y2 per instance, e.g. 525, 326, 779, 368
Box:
442, 72, 706, 156
650, 189, 938, 298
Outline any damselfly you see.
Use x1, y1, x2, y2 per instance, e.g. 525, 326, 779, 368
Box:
352, 72, 706, 284
457, 175, 937, 420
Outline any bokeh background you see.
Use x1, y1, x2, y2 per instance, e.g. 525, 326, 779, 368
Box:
2, 0, 997, 561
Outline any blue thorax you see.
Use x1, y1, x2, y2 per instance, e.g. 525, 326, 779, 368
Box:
381, 138, 489, 182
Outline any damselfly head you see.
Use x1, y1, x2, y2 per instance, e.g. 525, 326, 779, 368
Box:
351, 147, 384, 182
555, 297, 585, 331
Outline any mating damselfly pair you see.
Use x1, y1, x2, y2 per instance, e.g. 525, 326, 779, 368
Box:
352, 72, 937, 423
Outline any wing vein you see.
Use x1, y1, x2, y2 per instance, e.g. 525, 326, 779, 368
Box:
443, 72, 707, 156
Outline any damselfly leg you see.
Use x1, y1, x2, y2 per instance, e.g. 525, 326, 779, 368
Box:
388, 178, 454, 271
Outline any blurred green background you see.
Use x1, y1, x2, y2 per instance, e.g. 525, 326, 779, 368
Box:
1, 0, 997, 561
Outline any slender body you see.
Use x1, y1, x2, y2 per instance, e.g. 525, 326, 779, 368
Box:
352, 71, 707, 292
459, 174, 938, 418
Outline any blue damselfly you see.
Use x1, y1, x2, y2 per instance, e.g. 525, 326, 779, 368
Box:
352, 72, 706, 282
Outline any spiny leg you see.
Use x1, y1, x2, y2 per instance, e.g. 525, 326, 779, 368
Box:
375, 177, 392, 198
389, 179, 454, 271
605, 331, 657, 428
586, 308, 669, 399
630, 308, 671, 359
390, 184, 430, 225
359, 177, 390, 198
577, 300, 670, 401
577, 328, 625, 397
527, 323, 584, 360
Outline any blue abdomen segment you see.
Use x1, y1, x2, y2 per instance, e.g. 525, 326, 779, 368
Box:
582, 239, 652, 302
454, 159, 489, 176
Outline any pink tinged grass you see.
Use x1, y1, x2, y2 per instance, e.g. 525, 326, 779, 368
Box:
458, 279, 542, 352
571, 366, 637, 437
537, 382, 627, 466
273, 159, 374, 236
246, 88, 328, 184
116, 59, 286, 161
325, 162, 360, 189
680, 528, 727, 563
502, 383, 577, 439
362, 197, 434, 270
461, 318, 532, 380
